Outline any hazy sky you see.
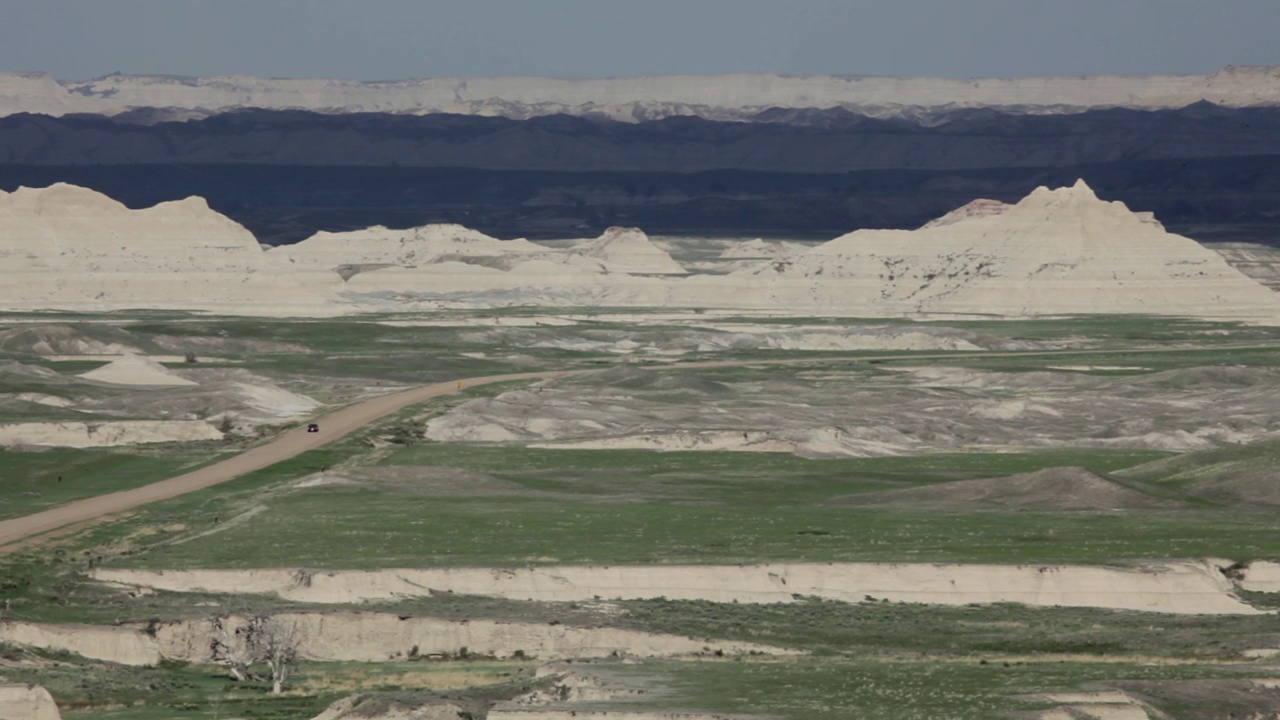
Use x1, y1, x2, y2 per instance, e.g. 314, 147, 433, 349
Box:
3, 0, 1279, 81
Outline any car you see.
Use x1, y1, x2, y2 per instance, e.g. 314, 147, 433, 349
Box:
306, 423, 320, 433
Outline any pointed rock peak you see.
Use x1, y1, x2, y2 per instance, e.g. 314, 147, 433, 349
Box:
1019, 179, 1112, 209
576, 226, 685, 274
598, 226, 649, 242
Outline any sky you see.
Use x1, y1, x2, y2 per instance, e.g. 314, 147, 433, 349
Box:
2, 0, 1279, 81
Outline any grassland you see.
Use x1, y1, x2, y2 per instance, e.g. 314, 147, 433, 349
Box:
73, 440, 1280, 571
6, 313, 1280, 719
0, 445, 229, 520
621, 657, 1276, 720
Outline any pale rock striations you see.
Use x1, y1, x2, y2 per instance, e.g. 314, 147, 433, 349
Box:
567, 227, 687, 275
344, 259, 666, 309
717, 238, 808, 259
311, 696, 466, 720
0, 621, 162, 665
271, 223, 546, 270
0, 614, 787, 666
77, 354, 196, 386
2, 182, 1277, 322
269, 223, 549, 294
0, 420, 223, 448
4, 66, 1280, 121
92, 560, 1258, 614
152, 613, 786, 664
674, 180, 1280, 321
919, 198, 1012, 229
0, 684, 62, 720
296, 225, 681, 304
0, 184, 340, 316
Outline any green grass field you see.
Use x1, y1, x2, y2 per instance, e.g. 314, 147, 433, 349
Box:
81, 442, 1280, 570
7, 313, 1280, 719
111, 491, 1280, 569
621, 657, 1276, 720
0, 445, 229, 520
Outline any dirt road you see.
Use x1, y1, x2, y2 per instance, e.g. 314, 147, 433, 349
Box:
0, 369, 570, 550
4, 340, 1278, 551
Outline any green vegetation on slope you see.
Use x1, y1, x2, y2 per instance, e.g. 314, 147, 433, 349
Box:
0, 445, 229, 520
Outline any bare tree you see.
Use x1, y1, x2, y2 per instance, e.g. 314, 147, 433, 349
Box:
208, 613, 302, 694
259, 616, 300, 694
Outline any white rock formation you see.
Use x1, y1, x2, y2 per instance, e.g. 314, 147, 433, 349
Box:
271, 223, 546, 270
568, 227, 686, 275
342, 258, 668, 309
717, 238, 808, 259
0, 684, 62, 720
919, 198, 1012, 228
270, 224, 682, 302
77, 354, 196, 386
3, 182, 1276, 321
0, 184, 340, 316
0, 615, 788, 667
1030, 693, 1153, 720
152, 613, 787, 664
0, 420, 222, 448
1239, 561, 1280, 592
4, 66, 1280, 121
94, 559, 1258, 614
311, 696, 465, 720
677, 180, 1280, 321
0, 621, 162, 665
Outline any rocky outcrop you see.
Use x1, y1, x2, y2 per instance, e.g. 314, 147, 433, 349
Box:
0, 622, 161, 666
0, 184, 340, 316
77, 354, 196, 386
0, 684, 61, 720
270, 224, 546, 271
1238, 561, 1280, 592
920, 198, 1011, 229
0, 420, 222, 448
569, 228, 686, 275
677, 180, 1280, 321
310, 695, 465, 720
94, 559, 1260, 614
153, 612, 786, 663
0, 614, 790, 667
3, 181, 1277, 322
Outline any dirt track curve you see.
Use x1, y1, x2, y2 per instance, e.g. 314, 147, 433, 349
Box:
4, 341, 1279, 551
0, 369, 572, 550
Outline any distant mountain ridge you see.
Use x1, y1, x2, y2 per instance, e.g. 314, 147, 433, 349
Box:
2, 66, 1280, 122
4, 103, 1280, 173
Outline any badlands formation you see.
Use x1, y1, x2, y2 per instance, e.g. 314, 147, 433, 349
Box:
0, 184, 337, 316
0, 685, 61, 720
676, 180, 1280, 320
93, 560, 1259, 615
2, 66, 1280, 121
0, 615, 785, 667
3, 181, 1278, 321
